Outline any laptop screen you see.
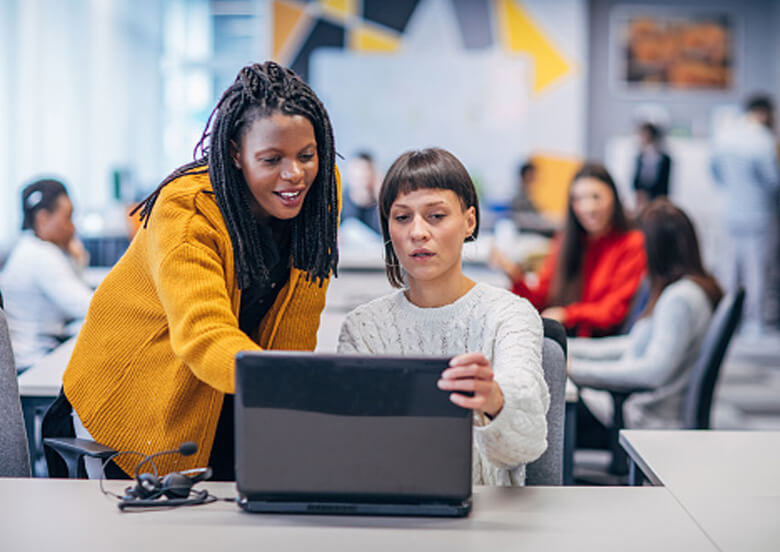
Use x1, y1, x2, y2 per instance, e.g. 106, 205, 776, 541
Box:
234, 351, 473, 504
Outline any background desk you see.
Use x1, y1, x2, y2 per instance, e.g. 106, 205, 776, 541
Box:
620, 429, 780, 551
337, 228, 550, 272
1, 479, 717, 551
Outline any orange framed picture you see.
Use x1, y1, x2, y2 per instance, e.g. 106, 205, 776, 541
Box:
614, 11, 734, 90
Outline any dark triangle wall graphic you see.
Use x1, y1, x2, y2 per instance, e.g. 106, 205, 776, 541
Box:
291, 18, 346, 82
451, 0, 493, 49
362, 0, 420, 34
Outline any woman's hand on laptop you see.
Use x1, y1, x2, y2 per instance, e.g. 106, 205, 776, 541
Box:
438, 352, 504, 419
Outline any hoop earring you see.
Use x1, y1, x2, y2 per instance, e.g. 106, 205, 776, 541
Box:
383, 241, 402, 269
384, 257, 402, 269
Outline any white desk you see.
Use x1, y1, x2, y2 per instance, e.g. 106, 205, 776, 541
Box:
620, 430, 780, 494
1, 479, 717, 551
620, 430, 780, 551
17, 336, 76, 398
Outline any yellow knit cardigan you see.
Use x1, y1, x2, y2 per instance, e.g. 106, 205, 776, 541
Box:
64, 169, 334, 475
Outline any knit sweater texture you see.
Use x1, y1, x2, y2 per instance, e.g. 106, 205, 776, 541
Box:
512, 230, 646, 336
63, 169, 332, 475
338, 282, 549, 485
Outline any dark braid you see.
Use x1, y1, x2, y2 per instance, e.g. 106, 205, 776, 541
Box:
132, 61, 339, 289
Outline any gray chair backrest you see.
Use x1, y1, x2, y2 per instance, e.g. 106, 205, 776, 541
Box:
682, 288, 745, 429
525, 318, 566, 486
0, 308, 31, 477
618, 277, 650, 335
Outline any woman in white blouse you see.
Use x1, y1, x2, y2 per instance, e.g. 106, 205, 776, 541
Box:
338, 148, 549, 486
0, 179, 92, 372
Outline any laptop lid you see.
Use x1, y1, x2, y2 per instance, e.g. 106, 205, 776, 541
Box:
234, 351, 472, 507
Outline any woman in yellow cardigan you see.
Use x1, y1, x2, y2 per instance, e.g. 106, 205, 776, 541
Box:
43, 62, 340, 479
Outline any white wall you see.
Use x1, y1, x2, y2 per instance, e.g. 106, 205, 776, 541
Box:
0, 0, 165, 245
0, 1, 19, 248
310, 0, 587, 204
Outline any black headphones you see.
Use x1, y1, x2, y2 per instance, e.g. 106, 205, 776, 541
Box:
119, 466, 215, 510
100, 442, 217, 511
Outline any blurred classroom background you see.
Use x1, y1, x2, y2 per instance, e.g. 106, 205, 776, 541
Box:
2, 0, 779, 437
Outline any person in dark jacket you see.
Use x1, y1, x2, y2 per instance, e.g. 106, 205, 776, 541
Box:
632, 122, 671, 211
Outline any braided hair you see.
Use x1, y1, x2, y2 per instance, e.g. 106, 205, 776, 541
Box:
132, 61, 338, 289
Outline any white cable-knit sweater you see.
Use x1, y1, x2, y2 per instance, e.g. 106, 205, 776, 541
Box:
337, 282, 549, 486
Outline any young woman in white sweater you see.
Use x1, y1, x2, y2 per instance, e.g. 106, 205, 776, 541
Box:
338, 148, 550, 486
569, 199, 724, 442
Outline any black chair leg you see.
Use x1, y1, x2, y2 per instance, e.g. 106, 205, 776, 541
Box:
608, 392, 629, 476
628, 459, 646, 486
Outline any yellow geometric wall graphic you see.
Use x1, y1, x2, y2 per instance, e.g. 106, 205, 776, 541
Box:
529, 153, 582, 216
320, 0, 357, 20
350, 25, 401, 52
273, 0, 309, 62
496, 0, 572, 94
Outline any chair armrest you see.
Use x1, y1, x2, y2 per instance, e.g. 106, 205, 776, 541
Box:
43, 437, 117, 478
569, 379, 652, 476
572, 378, 653, 395
43, 437, 116, 459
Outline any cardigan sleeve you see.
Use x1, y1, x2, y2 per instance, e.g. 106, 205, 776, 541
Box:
563, 233, 646, 333
473, 297, 549, 469
511, 238, 559, 310
148, 166, 339, 392
568, 284, 709, 391
267, 274, 328, 352
155, 239, 261, 394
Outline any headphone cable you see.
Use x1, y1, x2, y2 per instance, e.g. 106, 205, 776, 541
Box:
98, 450, 149, 500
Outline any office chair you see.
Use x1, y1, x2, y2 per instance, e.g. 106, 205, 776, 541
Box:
588, 288, 745, 475
617, 278, 650, 335
525, 318, 567, 486
0, 308, 32, 477
681, 288, 745, 429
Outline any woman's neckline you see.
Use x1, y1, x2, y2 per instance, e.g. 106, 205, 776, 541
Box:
401, 279, 480, 310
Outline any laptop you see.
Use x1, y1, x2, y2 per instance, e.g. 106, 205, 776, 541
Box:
234, 351, 473, 517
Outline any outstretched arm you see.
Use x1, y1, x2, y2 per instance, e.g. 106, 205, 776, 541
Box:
473, 298, 549, 469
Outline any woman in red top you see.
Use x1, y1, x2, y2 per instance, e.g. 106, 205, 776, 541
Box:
492, 163, 646, 336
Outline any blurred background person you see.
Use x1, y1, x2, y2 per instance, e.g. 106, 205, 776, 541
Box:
711, 93, 780, 337
632, 122, 671, 212
492, 162, 646, 337
341, 151, 381, 235
511, 160, 558, 237
0, 179, 93, 372
569, 199, 723, 444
